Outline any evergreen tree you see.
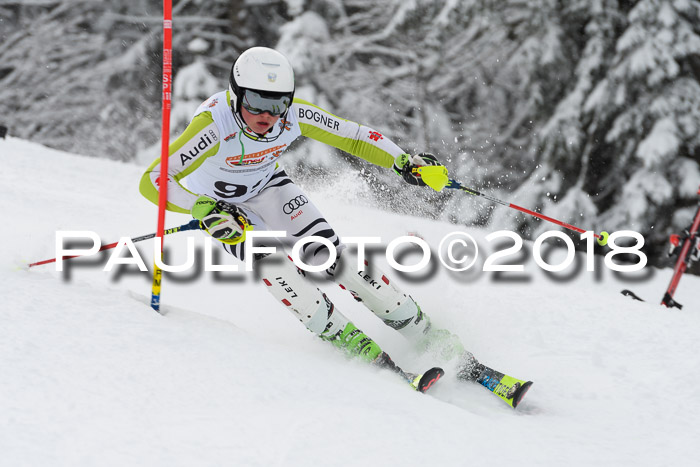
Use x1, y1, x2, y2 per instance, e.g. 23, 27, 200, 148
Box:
0, 0, 277, 161
529, 0, 700, 261
4, 0, 700, 266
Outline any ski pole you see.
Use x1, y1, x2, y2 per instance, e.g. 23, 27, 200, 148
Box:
28, 219, 202, 268
445, 179, 609, 246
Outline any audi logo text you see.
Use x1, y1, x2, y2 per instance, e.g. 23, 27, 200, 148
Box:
283, 195, 308, 214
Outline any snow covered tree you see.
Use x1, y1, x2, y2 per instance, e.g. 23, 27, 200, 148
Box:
511, 0, 700, 261
0, 0, 274, 162
4, 0, 700, 266
273, 0, 480, 216
590, 0, 700, 256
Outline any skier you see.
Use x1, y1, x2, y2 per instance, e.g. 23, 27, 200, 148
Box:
140, 47, 531, 404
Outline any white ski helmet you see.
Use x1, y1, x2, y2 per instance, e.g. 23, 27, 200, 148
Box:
228, 47, 295, 141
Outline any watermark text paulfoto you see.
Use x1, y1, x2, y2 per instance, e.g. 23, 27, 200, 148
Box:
54, 229, 647, 274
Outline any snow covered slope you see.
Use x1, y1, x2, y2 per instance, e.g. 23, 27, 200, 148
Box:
2, 137, 700, 466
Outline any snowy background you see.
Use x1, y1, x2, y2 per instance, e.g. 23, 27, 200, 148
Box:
1, 0, 700, 258
2, 0, 700, 465
3, 137, 700, 466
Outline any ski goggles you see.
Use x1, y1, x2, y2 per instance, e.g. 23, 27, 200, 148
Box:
241, 89, 291, 116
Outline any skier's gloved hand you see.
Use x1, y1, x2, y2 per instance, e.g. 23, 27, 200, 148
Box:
393, 153, 449, 192
191, 195, 252, 245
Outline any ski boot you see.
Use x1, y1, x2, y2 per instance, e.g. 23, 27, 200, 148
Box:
320, 321, 384, 361
320, 322, 444, 393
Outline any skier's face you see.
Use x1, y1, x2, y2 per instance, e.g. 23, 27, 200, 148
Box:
240, 105, 280, 136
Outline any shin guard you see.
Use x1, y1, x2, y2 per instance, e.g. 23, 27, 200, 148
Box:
257, 252, 382, 361
329, 256, 467, 362
329, 257, 430, 341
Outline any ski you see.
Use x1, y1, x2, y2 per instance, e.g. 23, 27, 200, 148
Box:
374, 351, 444, 394
473, 366, 533, 409
661, 187, 700, 309
411, 367, 445, 393
398, 366, 445, 394
457, 353, 532, 409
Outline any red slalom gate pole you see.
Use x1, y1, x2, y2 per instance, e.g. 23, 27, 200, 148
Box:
661, 186, 700, 309
150, 0, 173, 313
445, 179, 609, 246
